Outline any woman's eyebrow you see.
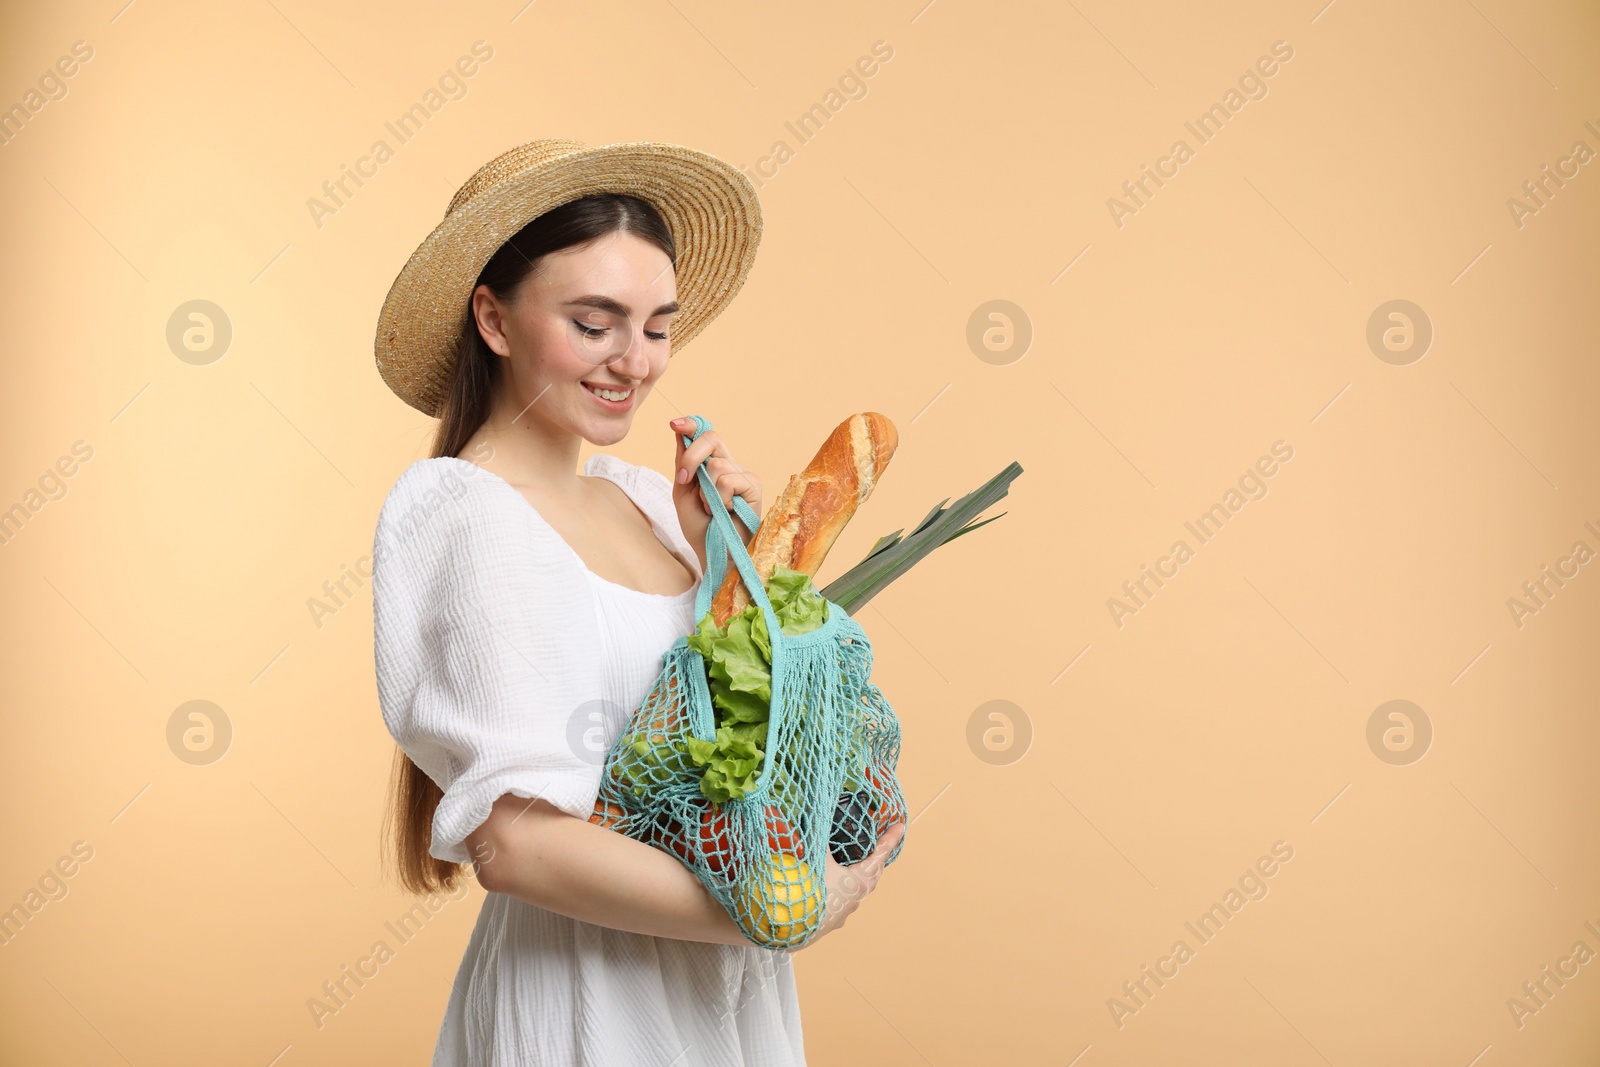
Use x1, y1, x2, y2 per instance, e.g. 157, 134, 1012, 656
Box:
566, 295, 679, 317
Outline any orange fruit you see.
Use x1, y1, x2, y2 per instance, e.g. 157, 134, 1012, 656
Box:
589, 800, 627, 829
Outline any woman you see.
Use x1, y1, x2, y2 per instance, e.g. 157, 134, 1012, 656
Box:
370, 139, 905, 1065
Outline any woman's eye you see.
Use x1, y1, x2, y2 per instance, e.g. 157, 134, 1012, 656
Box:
572, 320, 607, 337
646, 330, 669, 341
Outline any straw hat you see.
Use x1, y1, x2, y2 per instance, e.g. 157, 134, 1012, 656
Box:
374, 138, 763, 417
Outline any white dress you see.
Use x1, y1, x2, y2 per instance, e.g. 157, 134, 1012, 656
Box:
372, 452, 808, 1067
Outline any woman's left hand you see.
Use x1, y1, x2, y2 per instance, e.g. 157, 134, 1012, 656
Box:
669, 417, 761, 574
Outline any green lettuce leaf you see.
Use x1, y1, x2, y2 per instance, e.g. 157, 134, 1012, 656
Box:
681, 567, 830, 801
715, 613, 772, 701
768, 567, 829, 635
712, 686, 770, 724
686, 726, 765, 804
725, 720, 769, 747
617, 731, 692, 797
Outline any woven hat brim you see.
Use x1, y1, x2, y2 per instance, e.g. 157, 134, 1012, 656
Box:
374, 141, 762, 418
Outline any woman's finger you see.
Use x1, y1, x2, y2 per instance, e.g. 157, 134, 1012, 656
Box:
694, 458, 758, 512
711, 465, 759, 506
680, 448, 714, 485
673, 428, 709, 484
680, 431, 757, 485
694, 437, 753, 483
865, 821, 905, 869
678, 430, 725, 482
672, 421, 700, 485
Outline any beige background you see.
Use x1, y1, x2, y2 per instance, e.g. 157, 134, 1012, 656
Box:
2, 0, 1597, 1063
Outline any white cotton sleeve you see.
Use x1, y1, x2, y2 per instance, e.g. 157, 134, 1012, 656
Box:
372, 462, 603, 865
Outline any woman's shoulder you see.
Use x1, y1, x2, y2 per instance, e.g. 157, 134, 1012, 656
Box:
375, 457, 529, 561
584, 452, 675, 509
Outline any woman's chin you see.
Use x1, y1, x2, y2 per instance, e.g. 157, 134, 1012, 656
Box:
579, 413, 634, 445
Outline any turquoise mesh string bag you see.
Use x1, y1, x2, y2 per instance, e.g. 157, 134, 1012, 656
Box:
592, 415, 907, 949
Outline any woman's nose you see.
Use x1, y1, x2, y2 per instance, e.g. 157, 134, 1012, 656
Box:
606, 327, 651, 377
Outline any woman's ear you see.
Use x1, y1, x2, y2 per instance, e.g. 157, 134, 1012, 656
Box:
471, 285, 512, 358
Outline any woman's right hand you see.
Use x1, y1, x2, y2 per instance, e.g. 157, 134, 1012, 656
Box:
790, 821, 906, 952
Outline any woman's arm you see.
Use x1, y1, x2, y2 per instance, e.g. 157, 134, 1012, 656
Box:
465, 794, 750, 946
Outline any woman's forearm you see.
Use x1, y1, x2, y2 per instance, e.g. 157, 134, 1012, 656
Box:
468, 796, 750, 947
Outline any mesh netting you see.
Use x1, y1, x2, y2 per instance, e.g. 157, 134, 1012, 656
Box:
589, 416, 907, 949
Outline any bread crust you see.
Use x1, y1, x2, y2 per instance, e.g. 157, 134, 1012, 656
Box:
711, 412, 899, 625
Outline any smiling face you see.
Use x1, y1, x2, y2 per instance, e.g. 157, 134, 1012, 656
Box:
471, 229, 678, 446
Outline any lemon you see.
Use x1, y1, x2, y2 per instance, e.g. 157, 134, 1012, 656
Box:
736, 854, 820, 946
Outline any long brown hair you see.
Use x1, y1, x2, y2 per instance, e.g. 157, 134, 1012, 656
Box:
383, 192, 677, 895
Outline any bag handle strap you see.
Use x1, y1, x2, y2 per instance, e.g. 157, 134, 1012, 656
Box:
678, 416, 793, 715
679, 415, 766, 618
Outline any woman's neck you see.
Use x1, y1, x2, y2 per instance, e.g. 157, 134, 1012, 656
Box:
469, 389, 586, 494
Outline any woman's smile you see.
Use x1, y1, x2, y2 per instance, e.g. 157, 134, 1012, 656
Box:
581, 379, 637, 411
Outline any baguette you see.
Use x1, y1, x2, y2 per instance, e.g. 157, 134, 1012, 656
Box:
712, 412, 899, 626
